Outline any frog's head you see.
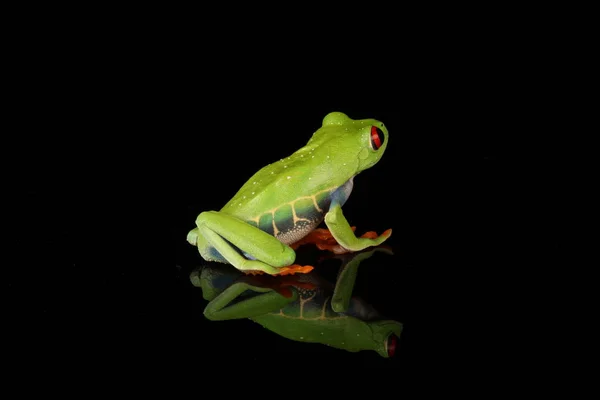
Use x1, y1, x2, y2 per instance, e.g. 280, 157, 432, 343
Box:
312, 111, 389, 174
369, 319, 403, 358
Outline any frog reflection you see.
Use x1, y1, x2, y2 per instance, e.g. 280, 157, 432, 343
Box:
190, 245, 402, 358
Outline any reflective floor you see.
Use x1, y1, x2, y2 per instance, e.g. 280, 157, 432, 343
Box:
7, 35, 531, 375
178, 239, 407, 366
10, 106, 512, 371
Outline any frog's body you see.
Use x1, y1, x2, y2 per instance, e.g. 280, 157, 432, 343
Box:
202, 179, 353, 263
251, 275, 396, 355
188, 112, 392, 275
191, 246, 402, 358
225, 176, 353, 246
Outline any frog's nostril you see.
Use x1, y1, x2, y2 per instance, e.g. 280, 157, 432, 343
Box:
370, 126, 384, 150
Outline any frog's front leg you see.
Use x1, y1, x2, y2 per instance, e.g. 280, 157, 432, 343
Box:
191, 211, 312, 275
324, 202, 392, 253
331, 246, 394, 312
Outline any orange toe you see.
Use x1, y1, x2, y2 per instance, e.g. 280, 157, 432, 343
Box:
360, 231, 378, 239
361, 228, 392, 239
242, 265, 314, 276
272, 264, 314, 276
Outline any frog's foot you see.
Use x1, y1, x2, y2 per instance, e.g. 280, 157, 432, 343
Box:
360, 228, 393, 240
274, 264, 314, 276
243, 264, 314, 276
290, 227, 357, 252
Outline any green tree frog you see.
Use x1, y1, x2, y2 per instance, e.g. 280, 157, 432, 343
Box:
190, 245, 403, 358
187, 111, 392, 275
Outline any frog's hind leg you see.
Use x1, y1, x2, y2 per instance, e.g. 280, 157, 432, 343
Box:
187, 227, 199, 246
195, 211, 313, 276
187, 227, 229, 263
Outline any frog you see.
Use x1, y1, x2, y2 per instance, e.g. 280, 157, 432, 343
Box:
187, 111, 392, 276
190, 245, 403, 358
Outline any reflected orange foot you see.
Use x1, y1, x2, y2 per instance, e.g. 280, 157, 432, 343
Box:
273, 280, 317, 297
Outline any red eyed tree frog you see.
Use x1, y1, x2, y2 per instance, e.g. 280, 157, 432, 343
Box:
187, 111, 392, 276
190, 245, 403, 358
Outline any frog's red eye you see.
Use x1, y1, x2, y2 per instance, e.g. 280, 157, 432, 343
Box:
386, 333, 398, 357
370, 126, 384, 150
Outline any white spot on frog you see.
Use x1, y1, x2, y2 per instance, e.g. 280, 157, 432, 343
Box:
287, 176, 291, 179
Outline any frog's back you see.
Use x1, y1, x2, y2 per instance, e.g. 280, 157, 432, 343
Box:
250, 288, 369, 353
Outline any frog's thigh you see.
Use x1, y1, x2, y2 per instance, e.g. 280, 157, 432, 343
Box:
196, 211, 295, 267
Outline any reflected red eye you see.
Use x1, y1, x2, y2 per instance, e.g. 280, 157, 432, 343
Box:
370, 126, 384, 150
387, 334, 398, 357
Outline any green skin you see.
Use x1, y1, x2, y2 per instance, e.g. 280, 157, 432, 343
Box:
190, 246, 403, 358
187, 111, 392, 274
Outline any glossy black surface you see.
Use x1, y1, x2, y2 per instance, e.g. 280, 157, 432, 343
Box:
171, 103, 510, 368
13, 76, 515, 371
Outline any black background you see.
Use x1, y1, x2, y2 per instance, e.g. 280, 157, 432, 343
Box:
8, 10, 537, 375
15, 90, 516, 371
